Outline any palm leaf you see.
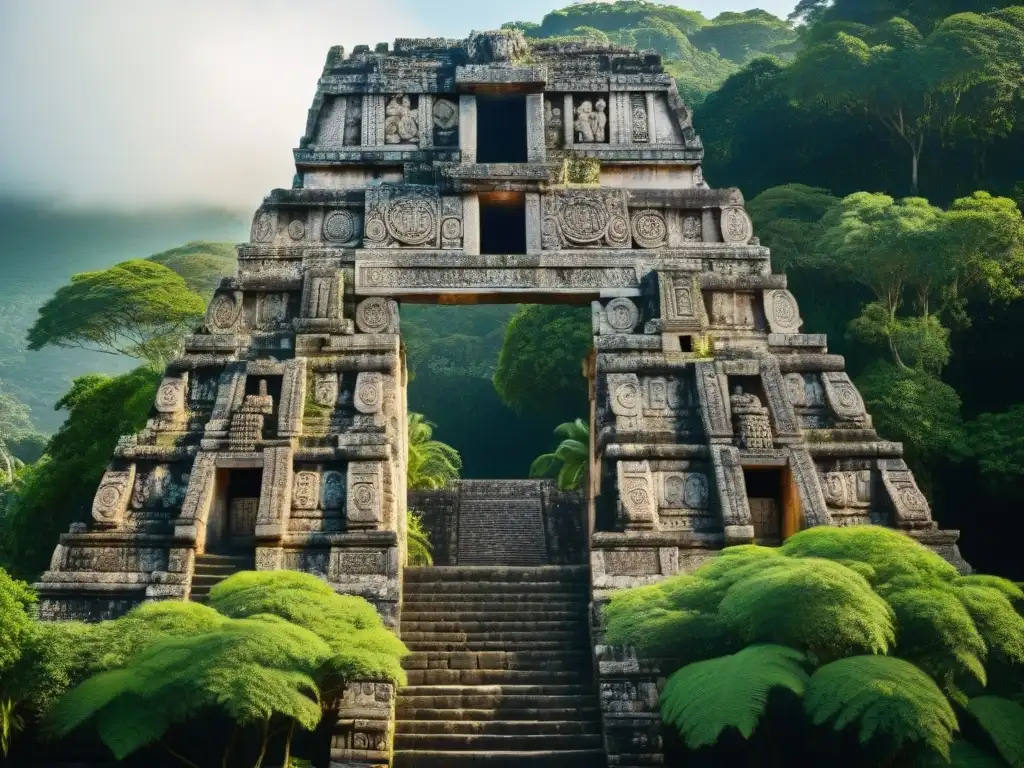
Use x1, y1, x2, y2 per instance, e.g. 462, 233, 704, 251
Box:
529, 453, 558, 478
805, 655, 958, 760
966, 696, 1024, 768
917, 740, 1011, 768
660, 644, 809, 749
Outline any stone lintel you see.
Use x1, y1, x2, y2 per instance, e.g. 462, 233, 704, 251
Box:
700, 273, 787, 290
805, 441, 903, 458
294, 148, 460, 166
776, 353, 847, 373
603, 443, 710, 460
455, 64, 548, 91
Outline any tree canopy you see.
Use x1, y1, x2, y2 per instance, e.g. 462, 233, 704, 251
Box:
145, 240, 237, 299
26, 260, 206, 368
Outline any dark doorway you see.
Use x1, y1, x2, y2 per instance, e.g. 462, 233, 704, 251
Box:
480, 193, 526, 255
476, 95, 528, 163
207, 468, 262, 554
743, 467, 783, 545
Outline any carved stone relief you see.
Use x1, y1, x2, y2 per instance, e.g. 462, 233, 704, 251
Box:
709, 445, 751, 530
784, 373, 807, 407
821, 470, 872, 509
608, 373, 642, 419
617, 460, 655, 530
763, 290, 802, 334
155, 376, 186, 414
344, 96, 362, 145
573, 96, 608, 143
293, 471, 320, 510
256, 293, 289, 328
207, 291, 243, 334
544, 98, 564, 148
355, 297, 399, 334
541, 190, 630, 249
384, 94, 419, 145
602, 297, 640, 334
720, 206, 753, 244
364, 188, 441, 249
252, 208, 274, 243
881, 461, 932, 527
432, 98, 458, 146
92, 466, 136, 527
630, 93, 649, 143
322, 209, 361, 245
353, 372, 384, 414
312, 373, 339, 408
682, 215, 702, 242
709, 292, 756, 328
630, 209, 668, 249
322, 470, 345, 511
287, 217, 307, 241
131, 464, 189, 513
659, 272, 706, 332
788, 448, 831, 527
188, 373, 219, 408
822, 372, 866, 421
347, 462, 383, 528
696, 361, 731, 439
440, 196, 464, 249
301, 269, 342, 320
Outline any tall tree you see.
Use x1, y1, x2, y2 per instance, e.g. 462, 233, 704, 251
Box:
145, 240, 237, 299
0, 387, 34, 483
27, 260, 206, 368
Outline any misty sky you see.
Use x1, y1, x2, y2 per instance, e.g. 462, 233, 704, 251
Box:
0, 0, 796, 211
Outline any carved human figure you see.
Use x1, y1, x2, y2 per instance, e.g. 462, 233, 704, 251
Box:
731, 385, 762, 410
384, 95, 418, 144
594, 98, 607, 141
343, 98, 362, 145
544, 100, 563, 148
574, 101, 596, 142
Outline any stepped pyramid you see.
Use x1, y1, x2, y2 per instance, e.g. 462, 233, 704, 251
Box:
36, 28, 966, 766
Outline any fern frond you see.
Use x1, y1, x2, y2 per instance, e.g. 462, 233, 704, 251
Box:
660, 644, 808, 749
407, 510, 434, 566
805, 655, 958, 760
916, 740, 1010, 768
966, 696, 1024, 768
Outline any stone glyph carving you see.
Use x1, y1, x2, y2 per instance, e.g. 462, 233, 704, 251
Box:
822, 470, 872, 509
355, 297, 399, 334
659, 472, 709, 509
682, 215, 702, 241
710, 292, 756, 328
312, 373, 339, 408
541, 190, 630, 249
155, 376, 186, 414
822, 372, 866, 421
252, 208, 274, 243
92, 466, 136, 527
784, 373, 807, 407
207, 291, 243, 334
720, 206, 753, 244
630, 93, 649, 143
432, 98, 458, 146
440, 196, 463, 249
300, 269, 342, 320
759, 358, 800, 439
293, 470, 320, 510
347, 462, 383, 528
574, 98, 607, 143
384, 94, 419, 145
322, 209, 360, 244
788, 448, 831, 527
630, 209, 668, 249
364, 187, 442, 248
608, 373, 642, 419
617, 460, 655, 530
880, 460, 932, 528
696, 361, 730, 438
354, 372, 384, 414
344, 96, 362, 145
710, 445, 751, 531
603, 297, 640, 334
730, 386, 773, 450
763, 289, 802, 334
544, 99, 564, 148
659, 271, 707, 332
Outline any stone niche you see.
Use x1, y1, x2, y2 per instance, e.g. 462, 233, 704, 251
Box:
654, 463, 716, 533
363, 186, 464, 249
570, 93, 610, 144
127, 461, 192, 525
313, 95, 364, 149
289, 463, 347, 533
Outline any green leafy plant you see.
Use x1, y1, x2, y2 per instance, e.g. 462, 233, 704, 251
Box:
529, 418, 588, 491
407, 412, 462, 491
407, 510, 434, 566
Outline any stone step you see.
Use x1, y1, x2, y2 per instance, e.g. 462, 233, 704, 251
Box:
404, 581, 588, 596
405, 566, 588, 584
402, 619, 586, 634
393, 749, 606, 767
395, 706, 601, 722
395, 719, 600, 735
402, 598, 588, 612
404, 640, 586, 653
398, 690, 596, 711
394, 732, 604, 751
403, 650, 588, 672
191, 573, 235, 585
402, 610, 584, 623
406, 669, 589, 686
401, 631, 588, 645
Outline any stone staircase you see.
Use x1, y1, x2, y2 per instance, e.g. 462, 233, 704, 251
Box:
457, 480, 548, 566
188, 554, 252, 603
394, 565, 604, 767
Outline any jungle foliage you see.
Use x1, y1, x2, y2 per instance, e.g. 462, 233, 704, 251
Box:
0, 569, 407, 767
605, 526, 1024, 765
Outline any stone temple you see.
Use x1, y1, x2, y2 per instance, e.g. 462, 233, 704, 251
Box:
36, 29, 968, 767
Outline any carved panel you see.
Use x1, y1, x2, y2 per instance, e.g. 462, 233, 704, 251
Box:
321, 470, 346, 511
364, 187, 440, 249
760, 358, 800, 438
344, 96, 362, 145
659, 472, 709, 509
544, 98, 564, 148
630, 93, 649, 142
572, 95, 608, 143
301, 269, 343, 320
287, 216, 307, 242
788, 448, 831, 527
355, 297, 399, 334
540, 190, 630, 249
617, 460, 655, 530
821, 470, 872, 509
92, 466, 136, 527
659, 272, 706, 332
630, 209, 668, 249
207, 291, 243, 334
130, 463, 190, 514
432, 97, 459, 146
710, 445, 751, 528
255, 293, 289, 328
440, 196, 464, 249
322, 209, 361, 245
384, 94, 419, 145
256, 447, 292, 535
696, 361, 731, 438
822, 372, 866, 421
784, 373, 807, 407
155, 376, 186, 414
353, 372, 384, 414
682, 215, 702, 241
603, 549, 659, 576
881, 461, 932, 527
607, 373, 642, 419
293, 470, 320, 510
764, 289, 802, 334
603, 297, 640, 334
251, 207, 275, 243
709, 292, 756, 328
313, 373, 339, 408
720, 206, 753, 244
347, 462, 384, 528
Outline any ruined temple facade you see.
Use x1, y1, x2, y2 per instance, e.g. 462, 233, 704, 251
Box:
37, 30, 967, 767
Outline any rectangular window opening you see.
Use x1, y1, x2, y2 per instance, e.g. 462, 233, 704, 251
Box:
476, 95, 528, 163
743, 467, 783, 546
480, 193, 526, 255
208, 468, 262, 554
679, 335, 693, 352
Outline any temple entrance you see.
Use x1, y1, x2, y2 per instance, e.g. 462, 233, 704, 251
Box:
206, 468, 262, 554
743, 465, 802, 545
476, 94, 528, 163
